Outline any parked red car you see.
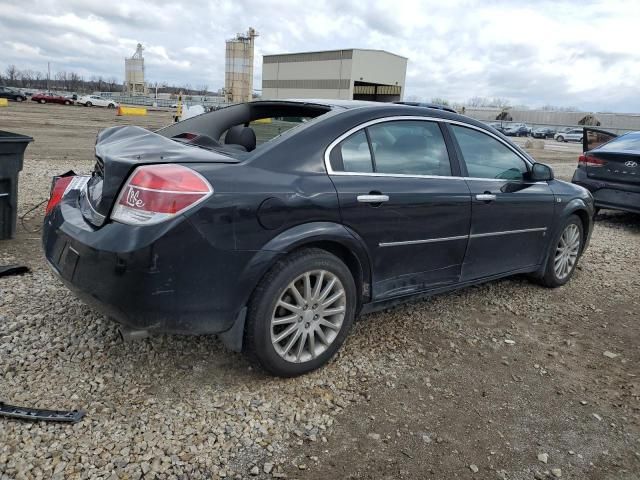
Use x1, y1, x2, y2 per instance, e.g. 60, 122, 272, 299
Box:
31, 92, 74, 105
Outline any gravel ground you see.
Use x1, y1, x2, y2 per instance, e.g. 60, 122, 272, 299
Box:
1, 102, 638, 479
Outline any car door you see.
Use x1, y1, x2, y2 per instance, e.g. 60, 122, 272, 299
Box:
447, 123, 555, 281
327, 118, 471, 300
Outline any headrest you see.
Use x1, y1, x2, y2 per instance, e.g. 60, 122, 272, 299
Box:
224, 125, 256, 152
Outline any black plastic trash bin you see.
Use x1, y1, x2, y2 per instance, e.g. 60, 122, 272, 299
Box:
0, 130, 33, 240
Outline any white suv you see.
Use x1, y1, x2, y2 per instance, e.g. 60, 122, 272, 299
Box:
555, 128, 582, 143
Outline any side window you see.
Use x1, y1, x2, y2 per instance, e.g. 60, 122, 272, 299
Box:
450, 125, 528, 180
336, 130, 373, 173
368, 121, 451, 176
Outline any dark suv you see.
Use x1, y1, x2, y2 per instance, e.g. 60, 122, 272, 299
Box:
43, 100, 594, 376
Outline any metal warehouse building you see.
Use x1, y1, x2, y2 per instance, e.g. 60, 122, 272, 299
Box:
261, 49, 407, 102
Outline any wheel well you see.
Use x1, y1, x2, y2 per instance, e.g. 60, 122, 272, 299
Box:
291, 241, 369, 310
571, 209, 590, 253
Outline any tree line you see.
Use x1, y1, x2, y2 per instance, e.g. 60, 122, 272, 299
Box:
0, 64, 213, 96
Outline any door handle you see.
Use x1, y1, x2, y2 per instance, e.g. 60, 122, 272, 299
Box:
475, 193, 496, 202
357, 194, 389, 203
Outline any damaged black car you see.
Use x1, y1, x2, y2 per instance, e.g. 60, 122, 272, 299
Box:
43, 100, 595, 376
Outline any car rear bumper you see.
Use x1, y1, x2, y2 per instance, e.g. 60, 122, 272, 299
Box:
572, 169, 640, 214
42, 190, 280, 336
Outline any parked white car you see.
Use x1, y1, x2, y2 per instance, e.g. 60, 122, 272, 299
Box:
555, 128, 583, 143
76, 95, 119, 108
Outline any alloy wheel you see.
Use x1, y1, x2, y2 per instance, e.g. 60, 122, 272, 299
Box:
270, 270, 346, 363
554, 224, 581, 280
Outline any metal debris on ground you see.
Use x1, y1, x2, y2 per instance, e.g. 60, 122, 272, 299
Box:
0, 401, 85, 423
0, 264, 30, 278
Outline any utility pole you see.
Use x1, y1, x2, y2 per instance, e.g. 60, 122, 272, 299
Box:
47, 62, 50, 92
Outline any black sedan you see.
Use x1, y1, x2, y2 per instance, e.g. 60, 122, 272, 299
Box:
572, 128, 640, 214
532, 127, 556, 139
43, 100, 595, 376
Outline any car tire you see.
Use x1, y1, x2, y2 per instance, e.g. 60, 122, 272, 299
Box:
108, 103, 115, 108
16, 96, 23, 102
64, 100, 71, 105
86, 102, 92, 107
539, 215, 584, 288
39, 99, 46, 104
244, 248, 357, 377
556, 136, 564, 142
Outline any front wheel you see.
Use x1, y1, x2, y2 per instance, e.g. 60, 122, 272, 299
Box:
244, 248, 357, 377
556, 136, 564, 142
107, 103, 115, 108
64, 100, 71, 105
86, 101, 92, 107
39, 99, 46, 104
16, 96, 23, 102
539, 215, 583, 288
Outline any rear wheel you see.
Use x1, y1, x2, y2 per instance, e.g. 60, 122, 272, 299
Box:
244, 248, 356, 377
539, 215, 583, 288
64, 100, 71, 105
108, 103, 115, 108
16, 96, 23, 102
86, 101, 92, 107
39, 99, 46, 104
556, 135, 564, 142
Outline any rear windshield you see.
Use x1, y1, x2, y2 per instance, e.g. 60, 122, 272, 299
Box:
597, 132, 640, 152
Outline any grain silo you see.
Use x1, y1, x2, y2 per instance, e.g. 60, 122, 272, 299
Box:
225, 28, 258, 103
125, 43, 146, 94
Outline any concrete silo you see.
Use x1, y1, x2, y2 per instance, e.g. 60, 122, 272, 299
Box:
125, 43, 147, 94
225, 28, 258, 103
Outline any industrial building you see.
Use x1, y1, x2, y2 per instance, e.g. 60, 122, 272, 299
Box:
262, 49, 407, 102
124, 43, 146, 94
225, 28, 259, 103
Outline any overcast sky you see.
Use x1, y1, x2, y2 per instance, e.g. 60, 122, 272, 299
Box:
1, 0, 638, 112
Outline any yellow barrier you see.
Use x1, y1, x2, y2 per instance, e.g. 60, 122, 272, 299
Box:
116, 106, 147, 116
252, 118, 272, 124
0, 98, 8, 107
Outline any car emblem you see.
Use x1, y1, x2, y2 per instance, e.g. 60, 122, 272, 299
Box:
624, 161, 638, 168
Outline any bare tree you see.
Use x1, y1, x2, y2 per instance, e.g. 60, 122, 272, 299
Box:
5, 65, 18, 83
430, 97, 450, 106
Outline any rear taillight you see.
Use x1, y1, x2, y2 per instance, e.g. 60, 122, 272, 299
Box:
46, 176, 74, 214
578, 155, 607, 167
111, 164, 213, 226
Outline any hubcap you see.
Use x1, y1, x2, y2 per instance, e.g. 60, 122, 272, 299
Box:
554, 224, 581, 280
270, 270, 346, 363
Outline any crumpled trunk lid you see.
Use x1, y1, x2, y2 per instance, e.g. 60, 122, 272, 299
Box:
83, 126, 238, 227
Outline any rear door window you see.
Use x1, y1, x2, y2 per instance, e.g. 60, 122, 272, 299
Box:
331, 120, 452, 176
450, 125, 528, 180
367, 121, 451, 176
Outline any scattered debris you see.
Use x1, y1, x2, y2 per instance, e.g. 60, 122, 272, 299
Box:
0, 264, 30, 278
504, 339, 516, 345
603, 351, 619, 359
469, 464, 479, 473
0, 401, 84, 423
249, 465, 259, 476
538, 453, 549, 464
551, 467, 562, 477
593, 413, 603, 421
263, 463, 274, 474
367, 433, 381, 441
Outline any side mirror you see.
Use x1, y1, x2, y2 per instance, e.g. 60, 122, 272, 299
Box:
530, 163, 554, 182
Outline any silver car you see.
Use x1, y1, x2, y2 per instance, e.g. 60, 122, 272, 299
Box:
555, 128, 582, 143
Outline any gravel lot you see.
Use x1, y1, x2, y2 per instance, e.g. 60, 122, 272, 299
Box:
1, 102, 638, 479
